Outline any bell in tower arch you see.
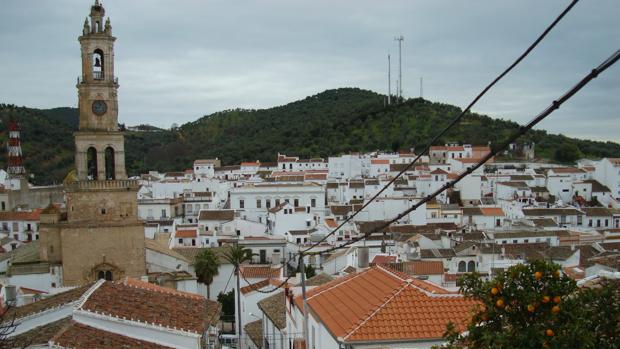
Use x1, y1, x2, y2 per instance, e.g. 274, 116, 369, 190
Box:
94, 57, 101, 68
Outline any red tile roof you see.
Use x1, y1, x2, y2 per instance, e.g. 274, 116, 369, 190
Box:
0, 209, 42, 221
480, 207, 505, 216
176, 230, 197, 238
371, 159, 390, 165
324, 218, 338, 228
371, 255, 397, 265
294, 266, 477, 343
81, 278, 216, 333
51, 321, 173, 349
240, 265, 280, 279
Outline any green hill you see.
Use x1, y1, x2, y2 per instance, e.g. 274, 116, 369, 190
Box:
1, 88, 619, 185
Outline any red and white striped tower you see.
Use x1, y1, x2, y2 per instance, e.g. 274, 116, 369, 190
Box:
7, 120, 26, 177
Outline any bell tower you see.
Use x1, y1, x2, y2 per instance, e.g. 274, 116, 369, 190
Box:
75, 0, 126, 181
37, 0, 146, 286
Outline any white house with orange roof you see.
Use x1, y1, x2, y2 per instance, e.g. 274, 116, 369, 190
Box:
0, 209, 42, 242
285, 265, 477, 349
4, 277, 220, 349
230, 182, 325, 224
369, 158, 390, 177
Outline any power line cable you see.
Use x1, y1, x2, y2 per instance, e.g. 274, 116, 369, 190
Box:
228, 0, 581, 293
301, 0, 580, 255
308, 49, 620, 256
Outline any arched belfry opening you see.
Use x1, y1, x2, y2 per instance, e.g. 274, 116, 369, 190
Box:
87, 147, 98, 180
93, 49, 104, 80
105, 146, 115, 180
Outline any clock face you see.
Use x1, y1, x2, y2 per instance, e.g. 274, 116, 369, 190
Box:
92, 100, 107, 116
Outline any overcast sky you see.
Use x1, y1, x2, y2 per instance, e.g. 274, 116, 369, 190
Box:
1, 0, 618, 142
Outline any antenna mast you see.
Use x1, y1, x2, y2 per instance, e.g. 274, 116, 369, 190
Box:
388, 54, 391, 105
394, 35, 404, 100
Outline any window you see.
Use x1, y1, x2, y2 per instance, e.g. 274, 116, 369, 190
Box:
467, 261, 476, 272
589, 219, 593, 227
256, 199, 262, 209
294, 199, 299, 207
1, 202, 4, 211
266, 199, 271, 209
597, 219, 601, 228
605, 219, 609, 227
513, 240, 518, 244
239, 200, 245, 209
458, 261, 466, 272
275, 199, 280, 206
191, 239, 196, 246
178, 238, 183, 244
161, 209, 166, 218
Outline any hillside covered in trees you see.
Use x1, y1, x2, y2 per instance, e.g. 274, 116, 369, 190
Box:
1, 88, 619, 185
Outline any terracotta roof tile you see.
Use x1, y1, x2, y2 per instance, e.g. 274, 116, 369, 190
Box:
371, 159, 390, 165
258, 292, 286, 330
81, 278, 218, 333
294, 266, 476, 343
480, 207, 505, 216
198, 209, 235, 221
6, 284, 92, 320
175, 229, 197, 238
0, 209, 42, 221
371, 255, 397, 265
51, 321, 173, 349
240, 265, 280, 279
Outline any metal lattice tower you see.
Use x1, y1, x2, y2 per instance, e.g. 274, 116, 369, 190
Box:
7, 120, 26, 177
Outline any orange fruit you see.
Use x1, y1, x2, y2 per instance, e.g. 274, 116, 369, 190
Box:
527, 304, 536, 313
546, 329, 554, 337
496, 299, 505, 308
553, 296, 561, 304
554, 270, 561, 278
491, 287, 499, 295
552, 305, 560, 314
542, 296, 550, 304
534, 271, 543, 280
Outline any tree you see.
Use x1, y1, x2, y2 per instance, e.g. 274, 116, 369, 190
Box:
554, 142, 581, 163
221, 245, 254, 345
438, 260, 620, 349
304, 264, 316, 279
194, 249, 220, 299
217, 290, 235, 321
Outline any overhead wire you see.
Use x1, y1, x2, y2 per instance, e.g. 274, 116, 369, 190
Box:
228, 0, 581, 293
301, 0, 581, 255
308, 49, 620, 256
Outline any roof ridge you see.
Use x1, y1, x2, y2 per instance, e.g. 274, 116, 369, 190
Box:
76, 279, 105, 309
342, 280, 410, 341
306, 267, 370, 301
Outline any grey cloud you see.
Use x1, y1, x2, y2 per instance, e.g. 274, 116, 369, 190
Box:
0, 0, 618, 142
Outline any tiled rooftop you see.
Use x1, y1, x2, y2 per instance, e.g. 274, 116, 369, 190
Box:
81, 278, 218, 333
294, 266, 477, 343
51, 321, 174, 349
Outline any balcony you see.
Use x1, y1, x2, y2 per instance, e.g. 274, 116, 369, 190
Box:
93, 71, 104, 80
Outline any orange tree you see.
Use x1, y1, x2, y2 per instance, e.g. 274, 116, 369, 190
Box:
438, 260, 619, 349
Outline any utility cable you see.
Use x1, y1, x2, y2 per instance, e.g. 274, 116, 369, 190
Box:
301, 0, 580, 255
308, 49, 620, 256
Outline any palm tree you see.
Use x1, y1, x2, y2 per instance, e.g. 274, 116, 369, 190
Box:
222, 245, 254, 346
194, 249, 220, 299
